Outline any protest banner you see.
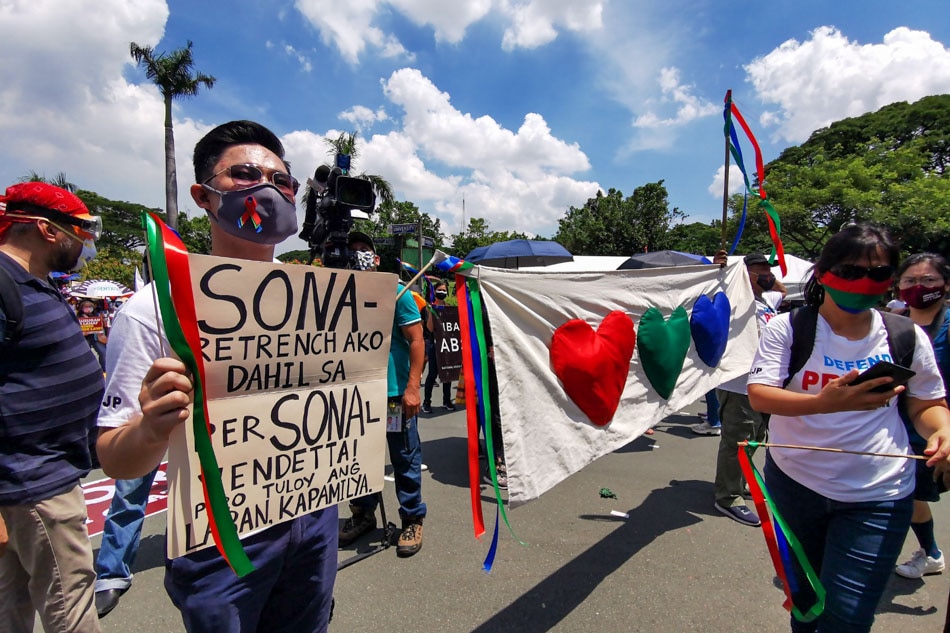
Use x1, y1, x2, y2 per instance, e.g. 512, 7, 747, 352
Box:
432, 306, 462, 383
164, 254, 395, 558
471, 261, 759, 506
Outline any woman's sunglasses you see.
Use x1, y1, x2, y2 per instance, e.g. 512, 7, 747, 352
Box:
829, 264, 894, 282
204, 163, 300, 196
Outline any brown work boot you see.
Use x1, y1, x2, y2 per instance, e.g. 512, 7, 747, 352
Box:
396, 518, 423, 557
338, 506, 376, 547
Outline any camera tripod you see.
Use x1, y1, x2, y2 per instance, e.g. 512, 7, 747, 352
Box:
336, 491, 398, 570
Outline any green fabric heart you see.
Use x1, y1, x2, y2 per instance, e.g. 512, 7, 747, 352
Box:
637, 306, 691, 399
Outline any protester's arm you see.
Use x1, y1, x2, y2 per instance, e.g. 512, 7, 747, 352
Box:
748, 374, 904, 416
906, 398, 950, 467
96, 357, 193, 479
401, 321, 425, 418
713, 249, 728, 268
774, 277, 788, 298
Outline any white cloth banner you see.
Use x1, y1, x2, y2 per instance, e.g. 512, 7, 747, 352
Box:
475, 260, 758, 506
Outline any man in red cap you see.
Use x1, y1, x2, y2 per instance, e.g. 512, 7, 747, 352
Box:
0, 182, 104, 632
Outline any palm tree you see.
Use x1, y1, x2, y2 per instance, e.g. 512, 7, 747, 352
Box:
130, 40, 215, 230
306, 131, 394, 207
20, 171, 77, 192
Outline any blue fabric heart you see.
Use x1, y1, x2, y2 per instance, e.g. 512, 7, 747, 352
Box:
690, 292, 731, 368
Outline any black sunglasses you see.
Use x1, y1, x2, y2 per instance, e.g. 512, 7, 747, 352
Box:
830, 264, 894, 283
204, 163, 299, 196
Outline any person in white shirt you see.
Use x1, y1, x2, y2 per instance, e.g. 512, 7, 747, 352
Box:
748, 223, 950, 633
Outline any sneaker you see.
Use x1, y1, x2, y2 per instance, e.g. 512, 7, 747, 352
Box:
691, 421, 722, 436
396, 519, 423, 557
421, 403, 433, 414
483, 460, 508, 489
714, 502, 760, 527
895, 549, 945, 578
338, 507, 376, 546
443, 402, 456, 411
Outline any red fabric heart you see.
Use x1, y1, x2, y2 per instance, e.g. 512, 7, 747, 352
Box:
550, 311, 636, 427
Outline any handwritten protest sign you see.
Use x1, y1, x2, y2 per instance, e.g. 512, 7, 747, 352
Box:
165, 255, 394, 558
432, 306, 462, 383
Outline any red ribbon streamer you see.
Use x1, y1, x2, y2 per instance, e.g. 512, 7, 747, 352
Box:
456, 274, 485, 538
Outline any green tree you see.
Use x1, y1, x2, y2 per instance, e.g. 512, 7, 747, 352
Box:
449, 217, 530, 260
354, 200, 445, 274
130, 40, 215, 232
554, 181, 684, 255
762, 94, 950, 258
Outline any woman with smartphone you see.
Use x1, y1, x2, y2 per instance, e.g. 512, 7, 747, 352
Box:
892, 253, 950, 580
747, 224, 950, 633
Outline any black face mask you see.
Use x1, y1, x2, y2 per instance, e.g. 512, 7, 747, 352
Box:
757, 273, 776, 291
435, 291, 448, 300
203, 183, 298, 245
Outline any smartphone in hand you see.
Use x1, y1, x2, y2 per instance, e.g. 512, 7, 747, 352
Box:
849, 361, 916, 393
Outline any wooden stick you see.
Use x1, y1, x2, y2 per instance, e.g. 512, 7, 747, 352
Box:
721, 89, 732, 252
739, 440, 926, 460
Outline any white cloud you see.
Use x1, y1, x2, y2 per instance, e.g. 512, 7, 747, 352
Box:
293, 0, 413, 64
338, 105, 389, 131
633, 67, 719, 128
285, 68, 599, 235
500, 0, 603, 51
283, 44, 313, 73
746, 26, 950, 143
0, 0, 176, 209
294, 0, 605, 63
707, 164, 745, 198
378, 68, 597, 232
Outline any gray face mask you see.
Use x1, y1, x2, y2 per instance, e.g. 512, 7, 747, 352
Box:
204, 183, 298, 245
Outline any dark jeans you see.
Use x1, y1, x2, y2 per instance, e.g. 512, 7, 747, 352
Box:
164, 507, 337, 633
423, 340, 452, 407
351, 415, 426, 521
764, 453, 913, 633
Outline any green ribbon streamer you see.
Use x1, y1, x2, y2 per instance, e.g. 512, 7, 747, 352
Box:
143, 212, 254, 577
466, 277, 523, 545
744, 443, 824, 622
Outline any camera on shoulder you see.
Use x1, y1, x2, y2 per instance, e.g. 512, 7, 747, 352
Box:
299, 152, 377, 269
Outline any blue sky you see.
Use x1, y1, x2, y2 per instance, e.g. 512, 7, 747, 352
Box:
1, 1, 948, 254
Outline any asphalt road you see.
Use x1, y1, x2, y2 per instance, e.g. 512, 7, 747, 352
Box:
80, 401, 949, 633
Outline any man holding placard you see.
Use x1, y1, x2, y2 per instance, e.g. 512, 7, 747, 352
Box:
95, 121, 338, 632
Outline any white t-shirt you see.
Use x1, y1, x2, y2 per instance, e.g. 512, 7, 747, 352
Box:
719, 292, 783, 395
98, 283, 169, 428
748, 310, 946, 502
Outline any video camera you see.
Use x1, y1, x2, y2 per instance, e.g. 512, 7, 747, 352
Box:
299, 152, 377, 269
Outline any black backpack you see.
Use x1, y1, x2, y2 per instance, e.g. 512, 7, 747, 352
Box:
0, 265, 23, 347
783, 305, 916, 422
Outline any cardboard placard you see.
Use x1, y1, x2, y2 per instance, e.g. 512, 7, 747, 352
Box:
166, 255, 394, 558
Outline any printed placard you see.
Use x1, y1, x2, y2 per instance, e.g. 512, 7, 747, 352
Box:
166, 255, 394, 558
433, 306, 462, 383
78, 315, 104, 335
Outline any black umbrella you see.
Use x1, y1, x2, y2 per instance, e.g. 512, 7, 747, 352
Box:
616, 250, 712, 270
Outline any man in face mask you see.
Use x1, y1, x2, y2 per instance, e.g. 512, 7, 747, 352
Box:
708, 252, 787, 528
339, 231, 428, 557
0, 182, 105, 633
94, 121, 336, 632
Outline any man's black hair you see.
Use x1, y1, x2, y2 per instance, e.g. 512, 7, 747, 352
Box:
193, 120, 288, 183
